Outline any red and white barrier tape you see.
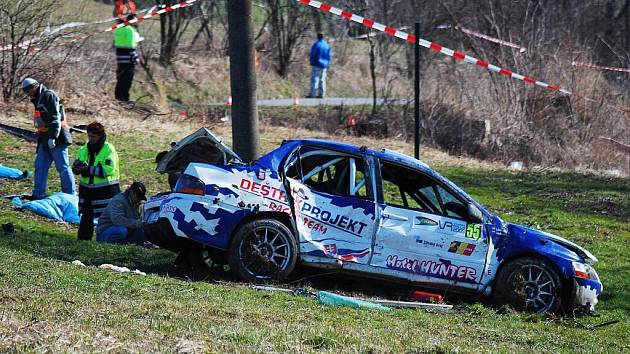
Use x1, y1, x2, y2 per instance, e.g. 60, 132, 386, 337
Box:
452, 25, 527, 53
571, 61, 630, 74
296, 0, 629, 113
0, 2, 197, 53
105, 0, 198, 32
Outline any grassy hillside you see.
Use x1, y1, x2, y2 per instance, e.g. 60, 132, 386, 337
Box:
0, 112, 628, 352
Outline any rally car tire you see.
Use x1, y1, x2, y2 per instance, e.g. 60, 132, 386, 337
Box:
493, 256, 563, 313
228, 218, 298, 282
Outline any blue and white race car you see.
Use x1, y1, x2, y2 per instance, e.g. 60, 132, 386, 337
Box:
144, 128, 602, 313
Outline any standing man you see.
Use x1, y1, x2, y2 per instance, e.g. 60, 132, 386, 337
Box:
308, 33, 331, 99
72, 122, 120, 241
96, 181, 147, 245
113, 14, 141, 102
22, 78, 75, 200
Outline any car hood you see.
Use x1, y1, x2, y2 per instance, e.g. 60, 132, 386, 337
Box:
508, 223, 598, 264
156, 128, 242, 174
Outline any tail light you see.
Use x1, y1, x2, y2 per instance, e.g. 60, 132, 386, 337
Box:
174, 174, 205, 195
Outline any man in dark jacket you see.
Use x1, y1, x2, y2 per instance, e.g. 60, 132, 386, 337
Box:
308, 33, 331, 98
96, 181, 147, 245
22, 78, 75, 200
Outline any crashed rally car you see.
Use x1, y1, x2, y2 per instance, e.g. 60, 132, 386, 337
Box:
144, 128, 602, 313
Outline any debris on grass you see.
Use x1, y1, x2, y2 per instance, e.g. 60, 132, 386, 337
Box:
316, 291, 391, 311
371, 299, 453, 312
98, 263, 146, 276
72, 260, 86, 267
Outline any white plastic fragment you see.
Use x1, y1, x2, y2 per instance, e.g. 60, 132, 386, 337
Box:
98, 263, 146, 276
71, 260, 86, 267
508, 161, 524, 171
99, 264, 130, 273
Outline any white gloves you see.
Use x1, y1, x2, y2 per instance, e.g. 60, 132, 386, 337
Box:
47, 139, 56, 149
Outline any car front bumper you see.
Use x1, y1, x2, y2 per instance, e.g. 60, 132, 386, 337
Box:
573, 277, 603, 312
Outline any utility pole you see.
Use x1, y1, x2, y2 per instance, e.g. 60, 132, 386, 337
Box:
227, 0, 259, 162
414, 22, 421, 159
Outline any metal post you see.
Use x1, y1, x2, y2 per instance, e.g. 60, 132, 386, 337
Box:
414, 22, 421, 159
227, 0, 259, 162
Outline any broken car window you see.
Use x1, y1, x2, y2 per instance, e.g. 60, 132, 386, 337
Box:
379, 161, 466, 219
297, 147, 368, 198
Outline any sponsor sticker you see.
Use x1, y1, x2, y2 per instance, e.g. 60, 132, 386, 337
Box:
415, 237, 444, 249
448, 241, 476, 256
386, 255, 477, 282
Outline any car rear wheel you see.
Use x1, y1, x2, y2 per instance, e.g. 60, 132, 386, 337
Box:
493, 257, 563, 313
228, 219, 297, 282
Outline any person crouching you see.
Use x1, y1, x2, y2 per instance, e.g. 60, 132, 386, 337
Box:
96, 181, 147, 245
73, 122, 120, 240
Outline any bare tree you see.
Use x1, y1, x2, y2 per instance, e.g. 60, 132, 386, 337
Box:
264, 0, 310, 77
156, 0, 195, 65
0, 0, 76, 99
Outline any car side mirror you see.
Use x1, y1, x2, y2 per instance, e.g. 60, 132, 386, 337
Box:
467, 203, 483, 224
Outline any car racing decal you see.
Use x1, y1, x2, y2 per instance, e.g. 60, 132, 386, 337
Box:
298, 201, 369, 237
238, 178, 289, 206
385, 255, 477, 283
205, 184, 239, 198
448, 241, 476, 256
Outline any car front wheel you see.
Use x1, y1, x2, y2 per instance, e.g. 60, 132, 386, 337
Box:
228, 219, 297, 282
493, 257, 563, 313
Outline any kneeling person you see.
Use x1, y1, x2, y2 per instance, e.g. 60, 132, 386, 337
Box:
96, 182, 147, 245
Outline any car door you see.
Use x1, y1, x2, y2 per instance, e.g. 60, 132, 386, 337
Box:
284, 145, 376, 264
369, 160, 488, 286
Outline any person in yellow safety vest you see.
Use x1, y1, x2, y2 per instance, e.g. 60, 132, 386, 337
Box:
113, 13, 142, 102
72, 122, 120, 241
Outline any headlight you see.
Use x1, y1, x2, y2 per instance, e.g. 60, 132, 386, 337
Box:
572, 261, 600, 281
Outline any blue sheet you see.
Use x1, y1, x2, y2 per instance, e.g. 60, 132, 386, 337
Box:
12, 193, 80, 224
0, 164, 30, 180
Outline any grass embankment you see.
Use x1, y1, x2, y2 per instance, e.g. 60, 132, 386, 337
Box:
0, 113, 628, 352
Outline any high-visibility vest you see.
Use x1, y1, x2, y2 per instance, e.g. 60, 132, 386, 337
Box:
76, 142, 120, 188
113, 26, 140, 49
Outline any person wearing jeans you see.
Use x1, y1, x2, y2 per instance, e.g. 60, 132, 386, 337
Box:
97, 225, 146, 245
96, 181, 147, 245
22, 78, 75, 199
308, 33, 331, 98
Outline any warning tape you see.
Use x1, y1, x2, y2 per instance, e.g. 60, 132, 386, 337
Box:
105, 0, 198, 32
296, 0, 630, 114
0, 2, 197, 52
571, 61, 630, 74
449, 25, 527, 53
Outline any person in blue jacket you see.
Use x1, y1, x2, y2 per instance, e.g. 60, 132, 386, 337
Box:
308, 33, 331, 98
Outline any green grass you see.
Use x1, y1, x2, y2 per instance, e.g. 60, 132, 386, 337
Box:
0, 124, 629, 352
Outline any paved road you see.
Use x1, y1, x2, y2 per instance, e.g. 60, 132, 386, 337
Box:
208, 97, 413, 107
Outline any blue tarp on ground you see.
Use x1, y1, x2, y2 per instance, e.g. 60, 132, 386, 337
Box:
12, 193, 80, 224
0, 164, 31, 180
